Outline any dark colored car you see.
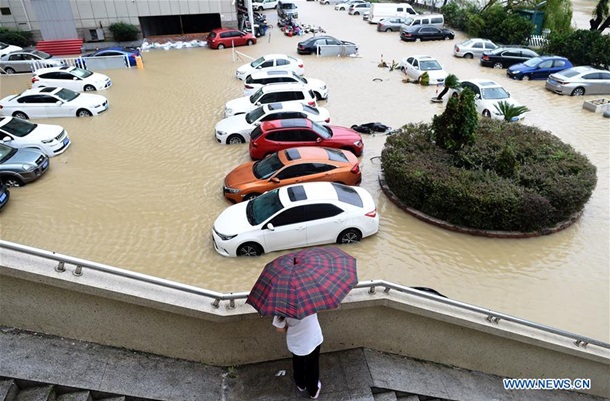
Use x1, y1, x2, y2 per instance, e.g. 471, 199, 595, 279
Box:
0, 143, 49, 187
207, 28, 257, 50
248, 118, 364, 160
507, 56, 573, 81
0, 181, 9, 210
399, 26, 455, 42
77, 47, 141, 68
297, 35, 357, 55
480, 47, 539, 69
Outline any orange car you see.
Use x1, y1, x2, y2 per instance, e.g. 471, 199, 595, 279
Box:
222, 147, 362, 203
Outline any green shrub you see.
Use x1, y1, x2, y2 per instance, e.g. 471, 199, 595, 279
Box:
108, 22, 140, 42
441, 1, 479, 30
543, 29, 610, 69
0, 28, 35, 47
381, 119, 597, 232
432, 88, 478, 152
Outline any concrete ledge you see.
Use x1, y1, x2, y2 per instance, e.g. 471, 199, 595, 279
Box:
1, 247, 609, 397
378, 173, 582, 238
582, 98, 610, 113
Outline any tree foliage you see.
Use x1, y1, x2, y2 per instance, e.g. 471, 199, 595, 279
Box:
590, 0, 610, 31
432, 88, 478, 152
494, 101, 530, 122
543, 29, 610, 68
543, 0, 573, 34
467, 5, 535, 44
109, 22, 140, 42
0, 28, 35, 47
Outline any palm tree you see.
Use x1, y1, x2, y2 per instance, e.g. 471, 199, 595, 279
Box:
435, 74, 460, 101
494, 101, 530, 122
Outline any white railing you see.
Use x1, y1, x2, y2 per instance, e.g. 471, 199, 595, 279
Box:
1, 238, 608, 350
0, 55, 133, 75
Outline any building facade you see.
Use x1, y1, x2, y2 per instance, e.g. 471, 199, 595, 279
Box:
0, 0, 243, 42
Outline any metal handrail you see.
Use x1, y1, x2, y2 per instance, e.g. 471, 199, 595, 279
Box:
1, 239, 608, 350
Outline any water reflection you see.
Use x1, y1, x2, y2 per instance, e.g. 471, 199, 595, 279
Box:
0, 0, 608, 341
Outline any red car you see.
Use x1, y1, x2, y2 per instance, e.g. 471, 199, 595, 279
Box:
249, 118, 364, 160
206, 28, 257, 50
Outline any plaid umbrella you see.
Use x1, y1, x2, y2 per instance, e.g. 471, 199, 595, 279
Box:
246, 246, 358, 319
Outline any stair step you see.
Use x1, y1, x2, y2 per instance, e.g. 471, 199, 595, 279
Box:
398, 396, 420, 401
56, 392, 92, 401
15, 385, 55, 401
0, 380, 19, 401
96, 398, 125, 401
374, 391, 398, 401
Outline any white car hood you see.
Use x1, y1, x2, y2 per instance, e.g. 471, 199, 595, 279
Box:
236, 63, 254, 79
424, 70, 448, 81
225, 96, 254, 114
305, 78, 326, 91
214, 202, 255, 235
74, 93, 107, 106
484, 96, 521, 109
27, 123, 65, 142
215, 114, 250, 133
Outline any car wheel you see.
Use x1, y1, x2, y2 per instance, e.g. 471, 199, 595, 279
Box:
4, 177, 23, 187
493, 62, 503, 69
337, 228, 362, 244
217, 43, 225, 49
4, 67, 16, 74
83, 84, 96, 91
237, 242, 263, 256
257, 6, 263, 10
521, 74, 531, 81
247, 39, 254, 46
243, 193, 260, 201
227, 134, 245, 144
354, 11, 359, 15
571, 87, 585, 96
385, 28, 392, 32
415, 38, 421, 42
77, 109, 93, 117
12, 111, 29, 120
464, 53, 473, 59
444, 35, 450, 40
483, 109, 491, 118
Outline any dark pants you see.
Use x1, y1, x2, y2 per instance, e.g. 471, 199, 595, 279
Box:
292, 345, 321, 397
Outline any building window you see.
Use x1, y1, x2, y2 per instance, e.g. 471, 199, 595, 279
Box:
0, 8, 11, 15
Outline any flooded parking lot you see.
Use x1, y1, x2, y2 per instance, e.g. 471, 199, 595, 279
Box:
1, 0, 608, 341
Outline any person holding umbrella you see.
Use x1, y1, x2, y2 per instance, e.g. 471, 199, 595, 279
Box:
246, 246, 358, 400
273, 314, 323, 399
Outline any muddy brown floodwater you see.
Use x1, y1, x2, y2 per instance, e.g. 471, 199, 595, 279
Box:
0, 0, 608, 342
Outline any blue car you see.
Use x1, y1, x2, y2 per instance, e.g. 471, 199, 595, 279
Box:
76, 47, 141, 68
506, 56, 573, 81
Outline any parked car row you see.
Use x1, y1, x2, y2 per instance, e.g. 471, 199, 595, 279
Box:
207, 54, 379, 257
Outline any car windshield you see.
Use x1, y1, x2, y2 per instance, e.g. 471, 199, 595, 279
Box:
481, 87, 509, 99
291, 72, 306, 83
250, 56, 266, 68
0, 143, 17, 163
0, 43, 8, 50
461, 40, 473, 47
249, 88, 264, 104
253, 153, 285, 179
523, 57, 543, 67
311, 120, 332, 138
559, 69, 581, 78
420, 60, 442, 71
403, 17, 414, 25
55, 88, 80, 102
247, 189, 284, 225
71, 68, 93, 78
32, 50, 52, 59
0, 117, 37, 137
246, 106, 266, 124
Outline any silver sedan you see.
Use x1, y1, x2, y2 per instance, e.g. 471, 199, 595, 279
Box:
545, 66, 610, 96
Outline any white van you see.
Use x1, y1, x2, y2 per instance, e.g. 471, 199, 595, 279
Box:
400, 14, 445, 29
368, 3, 417, 24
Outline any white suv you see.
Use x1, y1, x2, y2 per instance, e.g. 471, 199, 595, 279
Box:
243, 70, 328, 100
252, 0, 278, 10
32, 66, 112, 92
215, 102, 331, 144
224, 83, 317, 117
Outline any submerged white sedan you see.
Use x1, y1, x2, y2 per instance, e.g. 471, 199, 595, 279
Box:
215, 102, 330, 144
0, 116, 71, 157
31, 66, 112, 92
449, 79, 526, 121
212, 182, 379, 257
0, 87, 109, 119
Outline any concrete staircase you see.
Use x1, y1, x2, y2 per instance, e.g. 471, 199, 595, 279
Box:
373, 391, 450, 401
35, 39, 84, 56
0, 378, 151, 401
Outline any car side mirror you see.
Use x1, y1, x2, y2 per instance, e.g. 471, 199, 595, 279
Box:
56, 101, 62, 104
270, 177, 280, 183
253, 122, 261, 126
2, 136, 10, 142
475, 94, 481, 99
316, 137, 323, 143
267, 222, 275, 231
73, 77, 78, 80
255, 102, 261, 106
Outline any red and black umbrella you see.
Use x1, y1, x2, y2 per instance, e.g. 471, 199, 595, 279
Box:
246, 246, 358, 319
